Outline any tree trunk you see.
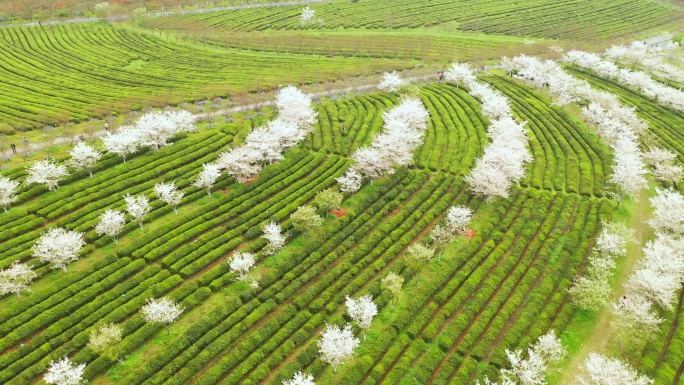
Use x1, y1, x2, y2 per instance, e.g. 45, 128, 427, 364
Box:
139, 221, 144, 231
166, 325, 170, 335
89, 171, 93, 178
118, 357, 124, 364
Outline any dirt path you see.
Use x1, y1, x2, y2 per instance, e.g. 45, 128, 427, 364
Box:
2, 74, 437, 164
558, 188, 652, 384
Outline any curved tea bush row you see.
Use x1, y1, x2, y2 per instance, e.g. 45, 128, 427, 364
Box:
190, 30, 544, 63
0, 80, 617, 384
0, 23, 411, 133
143, 0, 676, 40
485, 75, 611, 197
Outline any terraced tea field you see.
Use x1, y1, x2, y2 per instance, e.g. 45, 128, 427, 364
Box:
2, 0, 684, 384
0, 23, 412, 134
142, 0, 679, 40
0, 77, 620, 384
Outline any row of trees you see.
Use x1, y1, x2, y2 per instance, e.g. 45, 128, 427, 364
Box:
213, 86, 317, 183
478, 330, 566, 385
1, 180, 189, 297
604, 36, 683, 84
444, 62, 532, 200
569, 221, 635, 310
42, 295, 184, 385
505, 54, 648, 199
613, 188, 684, 345
0, 109, 197, 213
564, 49, 684, 114
337, 74, 430, 192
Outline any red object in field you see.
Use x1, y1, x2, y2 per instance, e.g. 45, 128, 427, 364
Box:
332, 208, 348, 217
244, 176, 260, 184
460, 228, 477, 240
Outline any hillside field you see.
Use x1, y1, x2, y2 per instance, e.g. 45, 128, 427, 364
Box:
1, 0, 684, 384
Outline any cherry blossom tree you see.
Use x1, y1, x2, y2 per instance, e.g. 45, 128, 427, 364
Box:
404, 243, 435, 271
466, 161, 513, 200
317, 323, 360, 372
283, 371, 315, 385
68, 142, 101, 178
26, 160, 69, 191
625, 236, 684, 310
194, 163, 221, 196
574, 352, 653, 385
444, 64, 532, 201
0, 261, 38, 297
653, 162, 683, 183
377, 71, 406, 93
336, 169, 362, 193
345, 294, 378, 340
569, 268, 613, 311
262, 221, 286, 255
291, 206, 323, 232
88, 323, 124, 363
275, 86, 317, 130
217, 145, 264, 183
154, 182, 184, 214
313, 188, 343, 215
642, 147, 677, 166
381, 272, 404, 310
351, 147, 393, 181
102, 127, 139, 163
140, 297, 184, 335
95, 209, 126, 244
166, 110, 197, 133
648, 188, 684, 235
135, 112, 177, 151
0, 176, 19, 212
124, 194, 151, 231
300, 6, 315, 25
33, 227, 85, 271
213, 86, 314, 187
500, 330, 566, 385
229, 252, 256, 282
444, 62, 477, 86
430, 224, 453, 262
44, 356, 86, 385
446, 205, 473, 232
611, 294, 662, 344
594, 221, 635, 259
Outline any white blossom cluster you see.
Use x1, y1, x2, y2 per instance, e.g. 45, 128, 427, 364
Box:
377, 71, 406, 93
445, 62, 532, 200
213, 86, 317, 183
604, 36, 684, 84
506, 55, 648, 199
642, 146, 683, 183
228, 251, 259, 288
612, 188, 684, 343
103, 110, 196, 162
478, 331, 566, 385
337, 97, 429, 192
569, 221, 635, 310
575, 352, 653, 385
0, 175, 19, 212
564, 49, 684, 113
